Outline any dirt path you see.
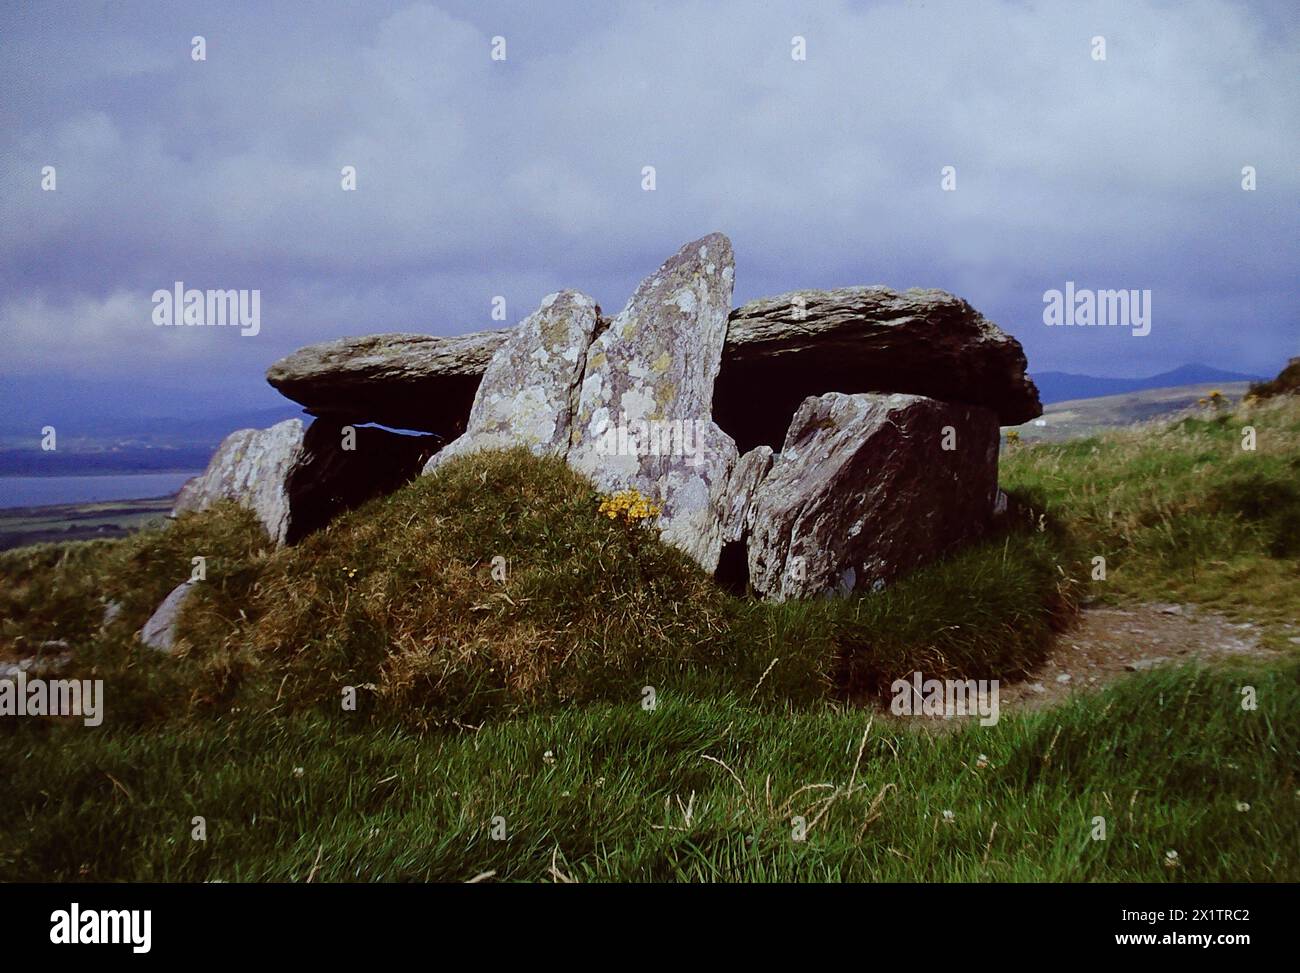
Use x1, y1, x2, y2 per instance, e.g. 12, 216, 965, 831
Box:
997, 602, 1280, 714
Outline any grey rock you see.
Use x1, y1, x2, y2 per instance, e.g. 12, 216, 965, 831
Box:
139, 580, 197, 653
993, 489, 1009, 517
101, 600, 123, 629
748, 392, 1000, 600
717, 287, 1040, 450
0, 642, 75, 679
567, 234, 739, 573
720, 446, 774, 545
174, 419, 305, 544
266, 288, 1039, 451
266, 330, 508, 437
428, 291, 602, 473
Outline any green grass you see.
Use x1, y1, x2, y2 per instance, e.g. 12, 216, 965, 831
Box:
2, 399, 1298, 882
1000, 396, 1300, 643
1, 660, 1293, 881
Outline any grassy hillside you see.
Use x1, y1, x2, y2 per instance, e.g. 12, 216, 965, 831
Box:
1, 398, 1297, 882
1007, 381, 1254, 443
1002, 396, 1300, 640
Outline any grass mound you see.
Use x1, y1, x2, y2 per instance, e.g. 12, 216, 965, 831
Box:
0, 503, 270, 658
246, 449, 736, 726
1, 449, 1071, 729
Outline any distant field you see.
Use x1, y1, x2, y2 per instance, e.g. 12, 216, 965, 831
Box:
1007, 381, 1254, 442
0, 496, 174, 551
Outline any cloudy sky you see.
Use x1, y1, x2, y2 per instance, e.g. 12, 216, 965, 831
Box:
1, 0, 1296, 425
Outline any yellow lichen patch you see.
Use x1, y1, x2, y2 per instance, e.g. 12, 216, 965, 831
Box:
653, 379, 677, 416
651, 351, 672, 374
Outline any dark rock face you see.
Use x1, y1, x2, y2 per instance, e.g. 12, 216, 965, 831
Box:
747, 392, 1000, 601
285, 420, 439, 543
717, 287, 1040, 452
266, 331, 508, 437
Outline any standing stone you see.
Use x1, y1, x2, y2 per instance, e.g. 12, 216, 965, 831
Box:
748, 393, 1000, 601
426, 291, 602, 473
173, 418, 305, 544
568, 234, 739, 572
139, 580, 197, 653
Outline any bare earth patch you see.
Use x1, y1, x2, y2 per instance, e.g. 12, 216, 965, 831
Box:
997, 602, 1278, 713
883, 602, 1282, 728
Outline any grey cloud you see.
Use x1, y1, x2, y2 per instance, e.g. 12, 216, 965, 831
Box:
0, 0, 1296, 423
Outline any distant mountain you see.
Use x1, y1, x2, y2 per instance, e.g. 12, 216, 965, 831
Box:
1030, 364, 1265, 405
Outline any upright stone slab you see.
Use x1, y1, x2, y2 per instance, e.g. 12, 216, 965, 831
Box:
426, 291, 601, 472
173, 418, 305, 544
568, 234, 739, 573
748, 392, 1000, 600
720, 445, 774, 545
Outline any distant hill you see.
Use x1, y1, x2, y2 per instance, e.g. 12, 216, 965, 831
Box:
1030, 364, 1264, 405
0, 374, 298, 446
1009, 380, 1255, 442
